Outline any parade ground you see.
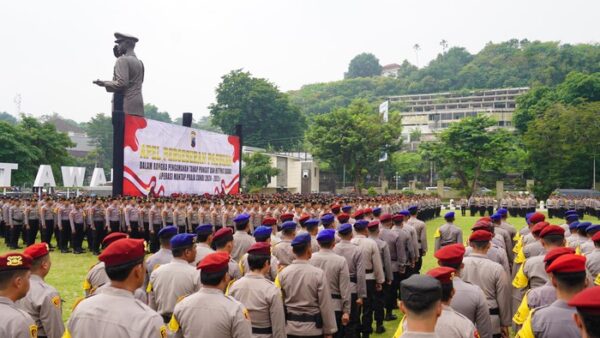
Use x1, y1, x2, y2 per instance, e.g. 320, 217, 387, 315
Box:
0, 210, 539, 333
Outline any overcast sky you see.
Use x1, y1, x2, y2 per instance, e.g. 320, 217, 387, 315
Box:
1, 0, 598, 122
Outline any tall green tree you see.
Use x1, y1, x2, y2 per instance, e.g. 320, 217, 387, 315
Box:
83, 113, 113, 170
524, 102, 600, 199
306, 99, 402, 191
345, 53, 383, 79
242, 152, 280, 192
144, 103, 172, 122
420, 116, 518, 196
0, 112, 17, 125
209, 69, 306, 150
0, 122, 39, 186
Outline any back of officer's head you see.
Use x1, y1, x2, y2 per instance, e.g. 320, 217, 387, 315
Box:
400, 275, 442, 317
100, 239, 146, 285
546, 254, 587, 294
198, 252, 230, 286
569, 287, 600, 338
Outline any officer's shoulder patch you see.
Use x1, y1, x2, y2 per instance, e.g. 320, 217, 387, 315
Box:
51, 295, 61, 309
176, 294, 188, 304
160, 325, 167, 338
29, 324, 38, 338
242, 307, 250, 321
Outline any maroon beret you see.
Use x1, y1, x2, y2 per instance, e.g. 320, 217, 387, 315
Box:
379, 213, 392, 223
102, 232, 129, 248
24, 243, 50, 259
529, 212, 546, 224
247, 242, 271, 256
197, 251, 230, 272
544, 247, 576, 266
427, 266, 456, 284
99, 238, 145, 267
568, 286, 600, 314
434, 243, 466, 265
0, 253, 32, 271
280, 213, 294, 222
213, 227, 234, 243
469, 230, 492, 242
337, 213, 350, 223
546, 254, 586, 274
539, 225, 565, 238
531, 222, 550, 236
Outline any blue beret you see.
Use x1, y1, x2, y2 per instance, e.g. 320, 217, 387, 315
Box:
321, 213, 335, 224
158, 226, 177, 238
577, 222, 592, 231
399, 210, 410, 217
170, 233, 196, 249
338, 223, 353, 235
569, 221, 580, 230
253, 226, 272, 239
585, 224, 600, 233
317, 229, 336, 243
491, 213, 502, 221
408, 206, 419, 213
373, 207, 382, 214
281, 221, 297, 231
525, 212, 534, 223
566, 214, 580, 222
444, 212, 455, 219
565, 210, 578, 216
233, 213, 250, 224
291, 233, 311, 246
354, 220, 369, 230
195, 224, 213, 235
497, 208, 508, 215
304, 219, 320, 228
341, 205, 352, 212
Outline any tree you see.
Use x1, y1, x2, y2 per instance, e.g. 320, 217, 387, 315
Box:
209, 69, 306, 150
420, 116, 517, 196
83, 113, 113, 170
523, 102, 600, 199
0, 122, 40, 186
242, 152, 280, 192
345, 53, 383, 79
144, 103, 172, 122
306, 99, 402, 192
0, 112, 17, 125
389, 152, 428, 183
413, 44, 421, 67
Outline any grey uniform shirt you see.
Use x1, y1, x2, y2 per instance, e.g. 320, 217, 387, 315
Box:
352, 234, 385, 284
401, 304, 476, 338
148, 258, 200, 315
193, 242, 215, 266
240, 253, 279, 281
530, 299, 580, 338
465, 245, 510, 273
586, 249, 600, 281
272, 239, 295, 267
371, 235, 393, 283
401, 332, 439, 338
461, 253, 511, 331
16, 274, 64, 338
451, 277, 493, 338
66, 286, 164, 338
228, 273, 286, 337
310, 249, 351, 314
171, 287, 252, 338
0, 296, 36, 338
145, 248, 173, 289
407, 217, 427, 253
278, 259, 338, 336
380, 227, 405, 272
84, 262, 110, 296
232, 231, 256, 262
434, 223, 463, 252
522, 255, 550, 290
526, 282, 556, 310
333, 239, 367, 299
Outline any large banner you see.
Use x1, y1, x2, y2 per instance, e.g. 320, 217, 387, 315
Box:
123, 115, 240, 196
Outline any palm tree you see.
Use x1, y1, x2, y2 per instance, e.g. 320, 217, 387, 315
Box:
413, 44, 421, 67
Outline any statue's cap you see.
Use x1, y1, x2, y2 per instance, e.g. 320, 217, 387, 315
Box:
114, 32, 139, 43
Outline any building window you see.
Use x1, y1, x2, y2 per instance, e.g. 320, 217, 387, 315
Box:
441, 113, 453, 120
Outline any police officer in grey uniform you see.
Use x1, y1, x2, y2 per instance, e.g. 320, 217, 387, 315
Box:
66, 238, 166, 338
586, 231, 600, 281
239, 226, 279, 281
193, 224, 215, 266
334, 223, 366, 338
145, 226, 176, 287
0, 252, 37, 338
310, 229, 351, 338
378, 213, 404, 321
396, 274, 442, 338
516, 254, 587, 338
434, 243, 493, 338
406, 206, 427, 274
272, 221, 297, 267
434, 212, 463, 252
8, 199, 25, 249
169, 251, 252, 337
148, 233, 199, 323
368, 220, 393, 334
83, 232, 129, 296
231, 214, 256, 262
212, 227, 243, 281
277, 233, 337, 338
24, 199, 41, 246
228, 242, 285, 338
16, 243, 64, 338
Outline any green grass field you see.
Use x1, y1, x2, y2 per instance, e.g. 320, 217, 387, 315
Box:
1, 211, 597, 336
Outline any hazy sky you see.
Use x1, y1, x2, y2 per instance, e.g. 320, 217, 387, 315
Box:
1, 0, 598, 122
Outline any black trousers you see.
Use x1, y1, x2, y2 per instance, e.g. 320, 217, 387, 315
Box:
414, 251, 424, 274
92, 221, 107, 254
470, 206, 476, 217
109, 221, 120, 233
0, 220, 5, 238
339, 292, 358, 338
373, 286, 385, 326
72, 223, 85, 251
26, 219, 40, 246
486, 206, 494, 216
143, 222, 151, 243
85, 226, 93, 251
9, 223, 24, 248
149, 223, 161, 253
362, 280, 376, 336
60, 220, 71, 251
41, 219, 55, 248
129, 221, 143, 239
479, 206, 486, 216
177, 225, 186, 234
460, 206, 466, 216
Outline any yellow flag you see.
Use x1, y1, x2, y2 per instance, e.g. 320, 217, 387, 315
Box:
515, 309, 536, 338
513, 263, 529, 289
513, 292, 530, 325
434, 228, 441, 238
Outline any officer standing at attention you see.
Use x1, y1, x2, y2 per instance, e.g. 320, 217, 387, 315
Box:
0, 252, 37, 338
277, 233, 337, 338
145, 226, 176, 284
517, 254, 588, 338
192, 224, 215, 266
65, 238, 166, 337
239, 226, 279, 281
393, 274, 443, 338
434, 212, 463, 252
83, 232, 129, 296
378, 213, 403, 322
228, 242, 286, 338
333, 222, 366, 337
16, 243, 64, 338
367, 220, 393, 334
406, 206, 427, 274
434, 243, 492, 338
310, 228, 351, 338
231, 214, 255, 262
568, 286, 600, 338
169, 251, 252, 337
461, 230, 511, 338
272, 221, 298, 267
212, 227, 243, 281
148, 233, 199, 323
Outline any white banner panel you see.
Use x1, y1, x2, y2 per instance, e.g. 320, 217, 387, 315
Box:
123, 115, 240, 197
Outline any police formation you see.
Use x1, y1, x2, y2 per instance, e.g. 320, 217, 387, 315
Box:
0, 193, 600, 338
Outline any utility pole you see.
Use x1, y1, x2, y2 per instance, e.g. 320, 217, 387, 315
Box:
14, 94, 22, 116
413, 44, 421, 67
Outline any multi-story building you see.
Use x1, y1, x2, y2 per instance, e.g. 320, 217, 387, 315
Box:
387, 87, 529, 143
